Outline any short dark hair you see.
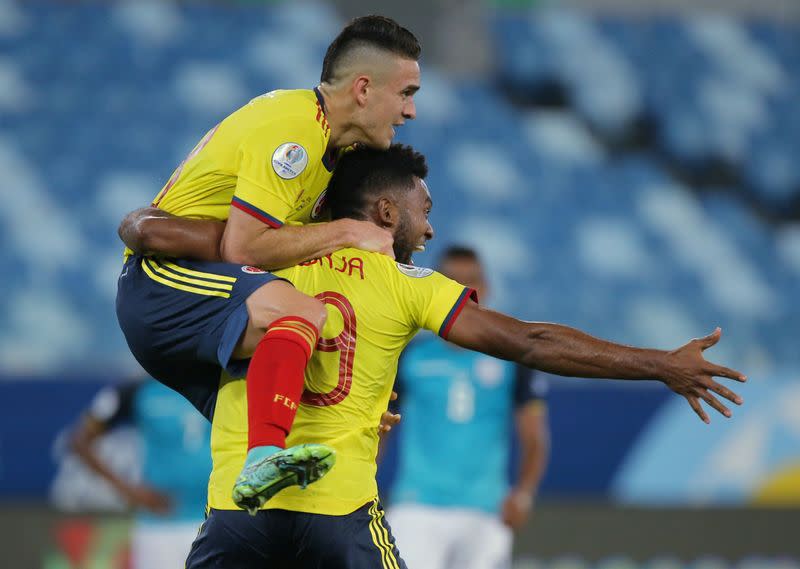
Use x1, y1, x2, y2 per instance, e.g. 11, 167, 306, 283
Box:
321, 15, 421, 83
328, 144, 428, 221
438, 245, 481, 268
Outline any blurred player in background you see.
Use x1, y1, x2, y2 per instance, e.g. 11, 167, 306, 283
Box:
70, 378, 211, 569
116, 15, 421, 511
388, 245, 550, 569
121, 144, 745, 568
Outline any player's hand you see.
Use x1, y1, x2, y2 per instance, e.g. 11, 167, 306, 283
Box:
661, 328, 746, 424
378, 391, 401, 436
124, 485, 173, 515
501, 488, 534, 529
341, 219, 395, 259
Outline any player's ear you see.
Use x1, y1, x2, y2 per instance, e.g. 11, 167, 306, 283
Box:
352, 75, 370, 107
375, 197, 399, 228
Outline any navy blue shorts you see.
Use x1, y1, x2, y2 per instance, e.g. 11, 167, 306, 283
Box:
116, 255, 283, 419
186, 500, 407, 569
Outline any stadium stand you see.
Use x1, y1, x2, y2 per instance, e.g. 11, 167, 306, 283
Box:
0, 0, 798, 382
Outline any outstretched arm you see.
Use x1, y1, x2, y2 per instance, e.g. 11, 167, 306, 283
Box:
446, 301, 746, 423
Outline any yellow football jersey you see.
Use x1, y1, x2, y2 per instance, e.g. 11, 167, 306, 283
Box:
151, 88, 334, 226
207, 249, 475, 515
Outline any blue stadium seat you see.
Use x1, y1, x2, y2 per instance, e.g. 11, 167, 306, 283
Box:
2, 3, 798, 373
743, 136, 800, 212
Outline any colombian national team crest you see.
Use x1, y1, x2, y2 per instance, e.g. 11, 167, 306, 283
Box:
272, 142, 308, 180
241, 266, 266, 274
396, 262, 434, 278
311, 190, 328, 220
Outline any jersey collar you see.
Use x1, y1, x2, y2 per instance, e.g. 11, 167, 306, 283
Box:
313, 86, 327, 115
314, 87, 337, 172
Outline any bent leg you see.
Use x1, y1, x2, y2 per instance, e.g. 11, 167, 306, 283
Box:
230, 280, 334, 513
232, 279, 327, 360
116, 255, 283, 420
234, 280, 327, 450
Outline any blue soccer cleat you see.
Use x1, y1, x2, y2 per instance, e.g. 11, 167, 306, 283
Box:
232, 443, 336, 515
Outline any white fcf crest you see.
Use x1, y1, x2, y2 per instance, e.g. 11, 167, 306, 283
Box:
272, 142, 308, 180
396, 263, 434, 278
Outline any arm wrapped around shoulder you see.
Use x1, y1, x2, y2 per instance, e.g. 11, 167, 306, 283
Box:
118, 207, 225, 262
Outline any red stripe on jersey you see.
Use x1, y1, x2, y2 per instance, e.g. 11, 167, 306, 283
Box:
231, 197, 283, 228
439, 288, 478, 339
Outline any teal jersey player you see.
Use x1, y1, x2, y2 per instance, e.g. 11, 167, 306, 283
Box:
74, 379, 212, 569
393, 337, 547, 513
387, 245, 550, 569
130, 381, 212, 523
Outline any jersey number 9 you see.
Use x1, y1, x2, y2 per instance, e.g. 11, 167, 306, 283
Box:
301, 292, 356, 407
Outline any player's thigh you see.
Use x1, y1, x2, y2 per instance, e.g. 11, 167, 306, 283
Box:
116, 255, 280, 376
453, 512, 512, 569
232, 279, 327, 359
296, 500, 407, 569
388, 504, 451, 569
185, 508, 291, 569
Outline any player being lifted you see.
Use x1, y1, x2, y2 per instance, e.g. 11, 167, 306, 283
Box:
116, 16, 420, 510
121, 145, 746, 567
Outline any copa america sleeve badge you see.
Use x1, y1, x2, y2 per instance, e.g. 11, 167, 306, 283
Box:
272, 142, 309, 179
396, 262, 434, 278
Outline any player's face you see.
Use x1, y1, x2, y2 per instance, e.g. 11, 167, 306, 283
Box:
393, 178, 434, 264
362, 58, 419, 149
440, 257, 488, 301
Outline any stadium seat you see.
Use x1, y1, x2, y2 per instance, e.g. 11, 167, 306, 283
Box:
1, 2, 797, 376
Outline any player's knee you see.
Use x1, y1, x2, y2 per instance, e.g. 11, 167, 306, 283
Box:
295, 296, 327, 332
247, 283, 326, 333
270, 295, 326, 333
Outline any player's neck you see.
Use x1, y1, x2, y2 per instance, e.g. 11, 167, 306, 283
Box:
316, 83, 363, 150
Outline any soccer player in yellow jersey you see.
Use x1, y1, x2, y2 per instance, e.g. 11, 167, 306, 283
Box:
122, 145, 746, 568
116, 15, 422, 511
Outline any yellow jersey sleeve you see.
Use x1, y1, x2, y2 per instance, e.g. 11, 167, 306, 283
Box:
391, 262, 478, 339
231, 115, 328, 228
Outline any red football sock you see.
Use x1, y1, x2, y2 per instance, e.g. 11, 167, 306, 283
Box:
247, 316, 319, 450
